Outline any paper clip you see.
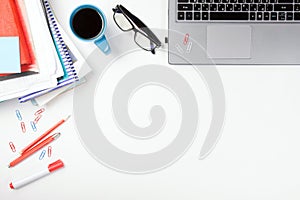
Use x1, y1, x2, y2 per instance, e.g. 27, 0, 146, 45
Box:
30, 121, 37, 132
21, 122, 26, 133
15, 110, 22, 121
183, 33, 190, 45
34, 108, 45, 116
34, 115, 42, 124
9, 142, 16, 153
39, 150, 46, 160
186, 42, 193, 54
48, 146, 52, 157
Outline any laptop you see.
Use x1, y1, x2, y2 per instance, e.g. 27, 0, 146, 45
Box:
168, 0, 300, 64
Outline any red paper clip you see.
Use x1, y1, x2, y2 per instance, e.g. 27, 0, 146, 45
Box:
9, 142, 16, 153
34, 115, 42, 124
21, 122, 26, 133
183, 33, 190, 45
34, 108, 45, 116
48, 146, 52, 157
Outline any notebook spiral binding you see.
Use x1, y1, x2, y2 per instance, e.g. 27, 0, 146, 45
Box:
19, 0, 79, 103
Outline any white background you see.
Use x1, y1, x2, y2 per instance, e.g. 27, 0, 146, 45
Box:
1, 0, 300, 199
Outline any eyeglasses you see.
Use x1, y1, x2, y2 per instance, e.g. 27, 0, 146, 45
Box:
112, 5, 162, 54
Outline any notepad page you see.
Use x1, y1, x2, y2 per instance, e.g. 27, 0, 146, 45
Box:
0, 0, 60, 101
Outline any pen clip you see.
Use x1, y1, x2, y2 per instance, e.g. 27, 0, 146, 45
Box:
52, 132, 61, 140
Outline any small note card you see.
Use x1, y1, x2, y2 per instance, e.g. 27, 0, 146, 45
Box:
0, 37, 21, 73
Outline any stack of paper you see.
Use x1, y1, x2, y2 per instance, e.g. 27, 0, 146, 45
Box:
0, 0, 91, 104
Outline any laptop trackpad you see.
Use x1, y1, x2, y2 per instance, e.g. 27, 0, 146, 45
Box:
207, 25, 252, 59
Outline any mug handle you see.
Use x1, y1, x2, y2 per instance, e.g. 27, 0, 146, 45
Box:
94, 35, 111, 55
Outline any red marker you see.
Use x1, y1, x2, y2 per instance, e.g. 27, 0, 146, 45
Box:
9, 160, 64, 189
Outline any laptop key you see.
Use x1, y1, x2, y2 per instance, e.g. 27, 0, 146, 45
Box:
226, 4, 234, 11
278, 0, 293, 2
218, 4, 226, 11
186, 12, 193, 20
250, 12, 256, 20
178, 0, 189, 2
271, 12, 277, 20
202, 12, 209, 20
194, 4, 201, 11
242, 4, 249, 11
294, 12, 300, 20
258, 4, 265, 11
250, 4, 257, 11
286, 12, 293, 20
257, 12, 263, 20
263, 12, 270, 20
178, 12, 185, 20
178, 4, 193, 11
278, 12, 286, 20
209, 12, 249, 20
266, 4, 273, 11
274, 4, 293, 12
194, 12, 201, 20
202, 4, 209, 11
210, 4, 218, 11
295, 4, 300, 12
234, 4, 242, 11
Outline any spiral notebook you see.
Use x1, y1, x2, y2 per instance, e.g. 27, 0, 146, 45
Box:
18, 0, 79, 103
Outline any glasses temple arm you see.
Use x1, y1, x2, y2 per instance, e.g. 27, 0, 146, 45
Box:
119, 5, 162, 46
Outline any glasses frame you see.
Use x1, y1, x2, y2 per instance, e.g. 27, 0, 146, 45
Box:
112, 5, 162, 54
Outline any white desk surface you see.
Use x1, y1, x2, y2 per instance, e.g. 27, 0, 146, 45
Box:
1, 0, 300, 199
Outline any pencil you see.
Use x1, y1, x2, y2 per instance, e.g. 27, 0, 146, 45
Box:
20, 115, 70, 155
8, 133, 60, 168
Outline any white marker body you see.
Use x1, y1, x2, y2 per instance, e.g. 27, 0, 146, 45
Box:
11, 169, 50, 189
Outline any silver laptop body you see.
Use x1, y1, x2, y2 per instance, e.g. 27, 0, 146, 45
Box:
168, 0, 300, 65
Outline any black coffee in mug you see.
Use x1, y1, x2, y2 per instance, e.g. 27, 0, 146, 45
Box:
71, 8, 103, 39
70, 5, 111, 55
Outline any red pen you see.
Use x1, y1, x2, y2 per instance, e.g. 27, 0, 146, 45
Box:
20, 115, 70, 155
8, 133, 60, 168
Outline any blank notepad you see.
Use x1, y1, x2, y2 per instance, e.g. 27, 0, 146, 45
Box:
0, 37, 21, 73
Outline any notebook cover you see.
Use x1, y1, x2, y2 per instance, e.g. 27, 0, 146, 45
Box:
0, 0, 37, 76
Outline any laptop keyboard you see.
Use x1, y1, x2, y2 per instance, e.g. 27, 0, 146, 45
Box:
177, 0, 300, 22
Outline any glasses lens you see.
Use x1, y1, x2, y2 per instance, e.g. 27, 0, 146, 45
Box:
114, 13, 133, 31
134, 32, 156, 51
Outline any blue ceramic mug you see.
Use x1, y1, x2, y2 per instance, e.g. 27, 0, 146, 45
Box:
70, 5, 111, 55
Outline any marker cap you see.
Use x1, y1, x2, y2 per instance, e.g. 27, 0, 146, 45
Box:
48, 160, 64, 173
9, 182, 14, 189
